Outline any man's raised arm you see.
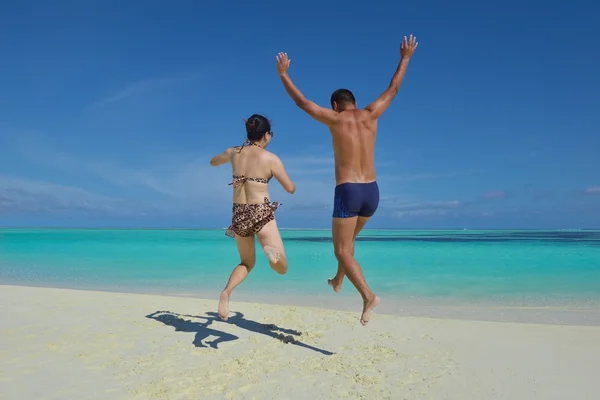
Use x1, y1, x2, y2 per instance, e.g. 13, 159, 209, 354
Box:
365, 35, 418, 119
276, 52, 338, 126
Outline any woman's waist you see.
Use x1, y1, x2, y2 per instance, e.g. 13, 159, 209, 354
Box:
232, 200, 275, 206
232, 192, 271, 204
232, 196, 281, 208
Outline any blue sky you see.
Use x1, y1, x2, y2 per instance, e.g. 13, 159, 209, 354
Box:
1, 0, 598, 229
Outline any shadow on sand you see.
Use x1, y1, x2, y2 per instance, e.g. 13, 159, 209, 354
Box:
146, 310, 334, 356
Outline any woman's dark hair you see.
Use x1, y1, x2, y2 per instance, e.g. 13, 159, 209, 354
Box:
245, 114, 271, 141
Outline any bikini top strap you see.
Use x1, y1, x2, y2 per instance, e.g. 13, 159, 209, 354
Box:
229, 175, 247, 187
228, 175, 271, 187
235, 140, 260, 153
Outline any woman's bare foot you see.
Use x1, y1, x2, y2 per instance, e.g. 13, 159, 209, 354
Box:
360, 295, 380, 326
327, 277, 342, 293
263, 245, 280, 264
218, 291, 229, 321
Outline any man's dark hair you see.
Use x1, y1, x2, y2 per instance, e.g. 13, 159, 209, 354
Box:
330, 89, 356, 108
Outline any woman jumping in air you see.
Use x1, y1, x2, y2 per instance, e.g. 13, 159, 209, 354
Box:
210, 114, 295, 320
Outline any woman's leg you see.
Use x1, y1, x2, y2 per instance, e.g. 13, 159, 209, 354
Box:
257, 219, 288, 275
218, 234, 256, 321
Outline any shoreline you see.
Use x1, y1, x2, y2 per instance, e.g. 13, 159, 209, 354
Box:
2, 284, 600, 399
2, 227, 599, 231
4, 282, 600, 326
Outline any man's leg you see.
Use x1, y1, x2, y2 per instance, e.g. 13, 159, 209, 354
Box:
328, 216, 370, 293
332, 217, 379, 325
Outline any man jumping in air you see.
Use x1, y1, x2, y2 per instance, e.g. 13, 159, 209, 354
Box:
276, 35, 418, 325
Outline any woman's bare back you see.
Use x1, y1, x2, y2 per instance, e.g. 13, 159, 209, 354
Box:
230, 145, 275, 204
211, 138, 295, 203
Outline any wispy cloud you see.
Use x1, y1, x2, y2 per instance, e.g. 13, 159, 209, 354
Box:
386, 184, 600, 222
481, 190, 506, 199
7, 133, 469, 220
392, 200, 463, 219
381, 171, 457, 183
12, 135, 337, 214
278, 155, 334, 178
583, 186, 600, 195
532, 192, 553, 200
0, 174, 152, 215
95, 73, 200, 105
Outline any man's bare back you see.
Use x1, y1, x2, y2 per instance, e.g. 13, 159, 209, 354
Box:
276, 35, 418, 325
329, 109, 378, 185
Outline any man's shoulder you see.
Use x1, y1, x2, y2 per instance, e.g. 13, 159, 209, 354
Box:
357, 108, 376, 118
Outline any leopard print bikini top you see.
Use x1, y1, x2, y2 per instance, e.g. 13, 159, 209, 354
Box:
229, 140, 273, 187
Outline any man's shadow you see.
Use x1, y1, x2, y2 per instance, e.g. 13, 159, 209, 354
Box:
146, 310, 334, 356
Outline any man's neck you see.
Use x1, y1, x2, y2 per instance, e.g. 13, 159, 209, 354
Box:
339, 105, 357, 112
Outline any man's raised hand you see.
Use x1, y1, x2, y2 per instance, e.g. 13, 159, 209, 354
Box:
276, 52, 291, 76
400, 35, 418, 59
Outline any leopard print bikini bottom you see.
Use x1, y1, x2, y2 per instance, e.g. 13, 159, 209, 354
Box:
225, 197, 281, 238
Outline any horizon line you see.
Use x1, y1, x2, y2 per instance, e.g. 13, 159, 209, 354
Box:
0, 227, 597, 231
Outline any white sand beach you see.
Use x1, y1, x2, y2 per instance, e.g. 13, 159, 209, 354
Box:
2, 285, 600, 399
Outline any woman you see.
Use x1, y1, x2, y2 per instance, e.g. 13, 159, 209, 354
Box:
210, 114, 295, 321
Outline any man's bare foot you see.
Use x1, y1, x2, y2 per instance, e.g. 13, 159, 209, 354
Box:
263, 245, 280, 264
218, 291, 229, 321
360, 295, 380, 326
327, 277, 342, 293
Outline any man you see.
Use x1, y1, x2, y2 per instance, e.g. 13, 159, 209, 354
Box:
276, 35, 418, 325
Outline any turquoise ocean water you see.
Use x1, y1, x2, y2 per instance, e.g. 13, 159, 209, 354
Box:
1, 229, 600, 308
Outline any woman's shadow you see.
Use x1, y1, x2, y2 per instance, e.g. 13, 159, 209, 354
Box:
146, 310, 333, 356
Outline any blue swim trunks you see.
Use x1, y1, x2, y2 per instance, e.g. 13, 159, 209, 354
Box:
332, 181, 380, 218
